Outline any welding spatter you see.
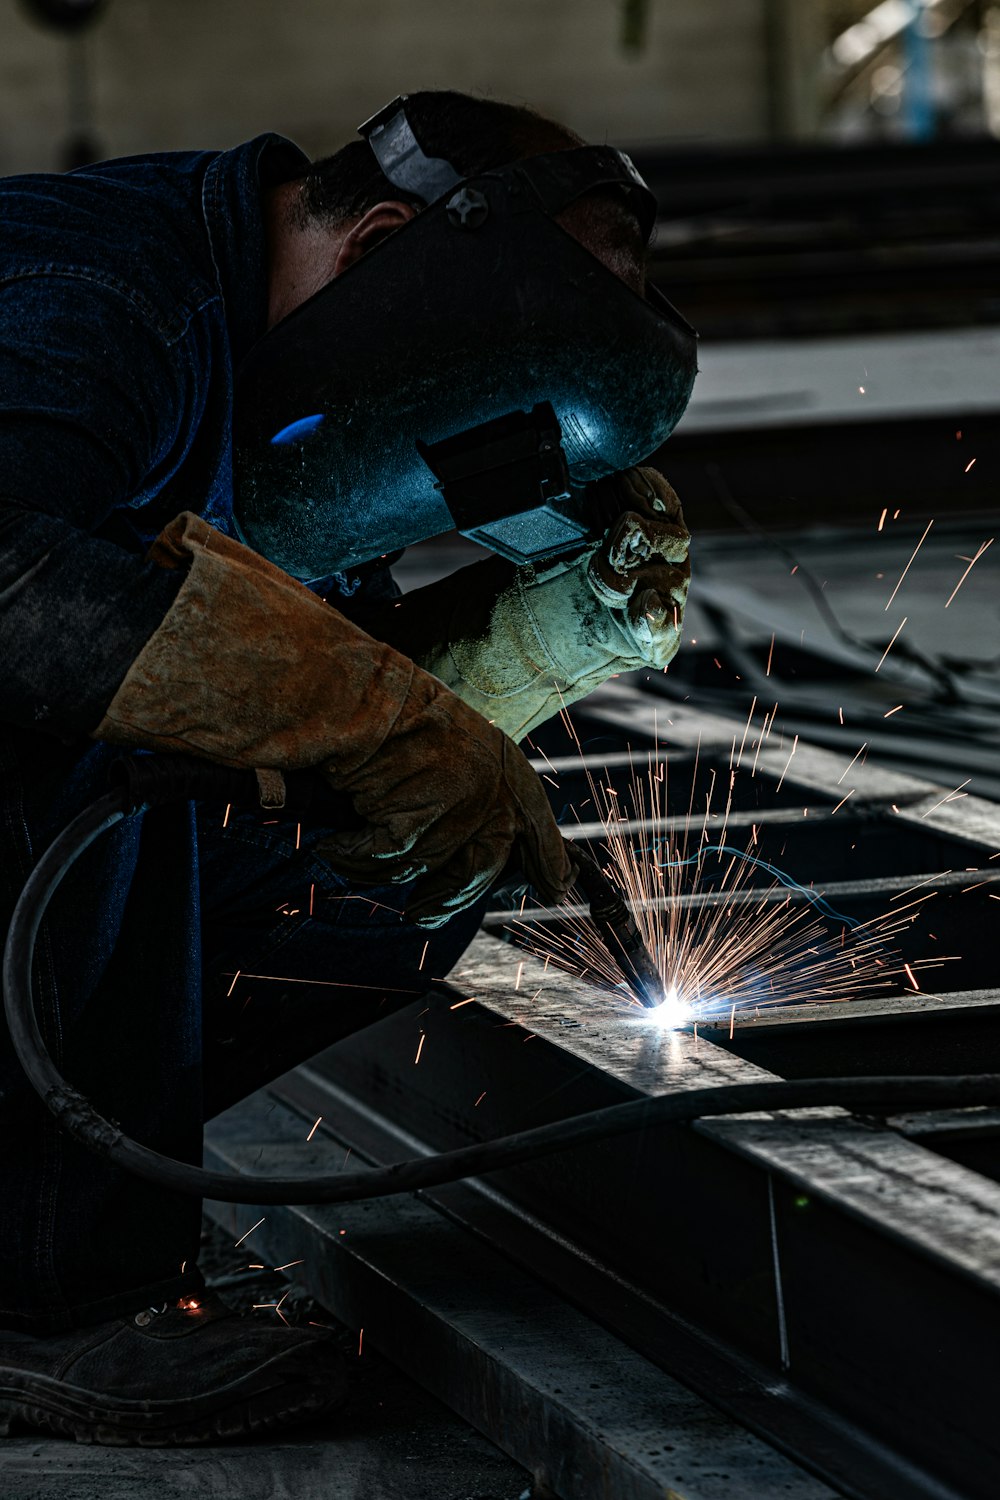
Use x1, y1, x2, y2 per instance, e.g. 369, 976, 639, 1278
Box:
569, 847, 664, 1009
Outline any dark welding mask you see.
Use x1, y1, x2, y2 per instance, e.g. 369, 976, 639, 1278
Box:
232, 97, 698, 580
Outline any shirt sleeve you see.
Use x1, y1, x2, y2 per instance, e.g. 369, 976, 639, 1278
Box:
0, 275, 196, 739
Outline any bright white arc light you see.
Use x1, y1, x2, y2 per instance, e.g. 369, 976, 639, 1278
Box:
647, 986, 691, 1030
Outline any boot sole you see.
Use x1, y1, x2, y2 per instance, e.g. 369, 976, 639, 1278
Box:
0, 1357, 348, 1446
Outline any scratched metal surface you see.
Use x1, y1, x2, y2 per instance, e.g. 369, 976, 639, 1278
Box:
458, 933, 1000, 1288
204, 934, 998, 1498
699, 989, 1000, 1030
203, 1111, 838, 1500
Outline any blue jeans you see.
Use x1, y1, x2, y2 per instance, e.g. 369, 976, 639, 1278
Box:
0, 731, 482, 1333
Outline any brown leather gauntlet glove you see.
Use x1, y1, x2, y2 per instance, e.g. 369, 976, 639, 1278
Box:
94, 512, 574, 927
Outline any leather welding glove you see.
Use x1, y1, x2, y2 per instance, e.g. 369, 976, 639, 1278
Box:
93, 511, 574, 927
373, 467, 690, 743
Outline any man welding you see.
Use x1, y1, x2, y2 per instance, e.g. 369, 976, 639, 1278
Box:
0, 91, 694, 1443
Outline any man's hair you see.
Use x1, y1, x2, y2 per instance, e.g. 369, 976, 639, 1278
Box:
302, 90, 584, 225
300, 89, 647, 289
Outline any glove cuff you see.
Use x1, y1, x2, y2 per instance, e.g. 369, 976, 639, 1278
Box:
93, 510, 416, 773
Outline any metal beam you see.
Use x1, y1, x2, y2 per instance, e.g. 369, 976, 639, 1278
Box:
205, 1094, 836, 1500
243, 927, 997, 1497
205, 684, 1000, 1497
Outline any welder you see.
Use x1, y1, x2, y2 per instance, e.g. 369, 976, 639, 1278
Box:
0, 90, 693, 1444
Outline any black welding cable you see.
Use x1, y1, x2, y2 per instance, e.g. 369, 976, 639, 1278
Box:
5, 765, 1000, 1206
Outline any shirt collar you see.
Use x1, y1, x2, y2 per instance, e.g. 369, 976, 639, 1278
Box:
200, 133, 310, 366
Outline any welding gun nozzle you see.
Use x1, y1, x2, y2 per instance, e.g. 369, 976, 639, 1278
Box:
569, 847, 663, 1008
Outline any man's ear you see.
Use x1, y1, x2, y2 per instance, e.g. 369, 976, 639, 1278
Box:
333, 200, 420, 277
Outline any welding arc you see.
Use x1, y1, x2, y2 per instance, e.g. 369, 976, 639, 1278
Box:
6, 776, 1000, 1206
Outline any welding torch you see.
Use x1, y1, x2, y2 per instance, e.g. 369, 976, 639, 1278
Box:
569, 847, 664, 1008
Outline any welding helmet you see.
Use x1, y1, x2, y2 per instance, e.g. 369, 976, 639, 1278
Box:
232, 97, 698, 580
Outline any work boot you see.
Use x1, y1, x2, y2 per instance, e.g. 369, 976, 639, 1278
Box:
0, 1289, 348, 1445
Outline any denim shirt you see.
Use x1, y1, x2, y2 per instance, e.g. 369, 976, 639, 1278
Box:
0, 133, 396, 741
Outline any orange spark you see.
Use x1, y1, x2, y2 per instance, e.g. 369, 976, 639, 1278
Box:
306, 1116, 322, 1142
736, 695, 757, 767
890, 870, 947, 902
875, 617, 907, 672
221, 971, 418, 995
837, 743, 867, 785
234, 1217, 265, 1248
414, 1032, 426, 1065
920, 778, 972, 819
775, 734, 799, 792
945, 538, 993, 608
885, 520, 932, 610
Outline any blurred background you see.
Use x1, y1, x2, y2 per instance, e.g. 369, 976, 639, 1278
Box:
3, 0, 999, 789
4, 0, 1000, 172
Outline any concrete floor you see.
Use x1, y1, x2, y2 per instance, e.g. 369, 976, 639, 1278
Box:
3, 1419, 527, 1500
0, 1220, 530, 1500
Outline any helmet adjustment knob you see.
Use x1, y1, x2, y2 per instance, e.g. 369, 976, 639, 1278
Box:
446, 188, 489, 229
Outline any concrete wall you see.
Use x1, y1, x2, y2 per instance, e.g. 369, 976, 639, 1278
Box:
0, 0, 771, 176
